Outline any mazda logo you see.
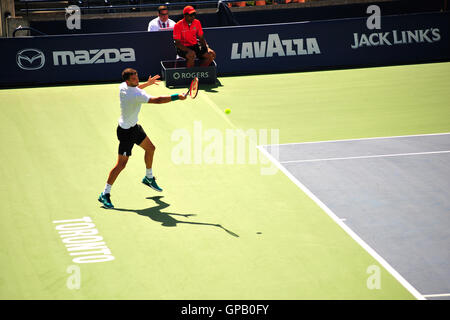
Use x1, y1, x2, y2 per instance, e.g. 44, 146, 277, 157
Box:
16, 48, 45, 70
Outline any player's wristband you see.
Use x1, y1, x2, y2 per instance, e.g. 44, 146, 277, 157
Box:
171, 94, 179, 101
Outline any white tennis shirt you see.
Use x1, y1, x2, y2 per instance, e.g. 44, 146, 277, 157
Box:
118, 82, 152, 129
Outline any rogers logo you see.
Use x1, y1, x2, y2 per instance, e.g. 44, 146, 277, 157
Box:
173, 71, 209, 80
16, 48, 45, 70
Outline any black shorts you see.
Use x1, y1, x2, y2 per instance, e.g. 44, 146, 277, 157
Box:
117, 124, 147, 156
177, 44, 207, 59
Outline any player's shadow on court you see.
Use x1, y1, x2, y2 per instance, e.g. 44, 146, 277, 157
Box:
113, 196, 239, 238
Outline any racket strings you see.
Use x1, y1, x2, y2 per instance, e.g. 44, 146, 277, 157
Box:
190, 77, 199, 99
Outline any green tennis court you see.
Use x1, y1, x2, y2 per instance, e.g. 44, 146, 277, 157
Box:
1, 62, 449, 299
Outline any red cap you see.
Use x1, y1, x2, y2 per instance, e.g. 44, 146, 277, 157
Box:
183, 5, 196, 15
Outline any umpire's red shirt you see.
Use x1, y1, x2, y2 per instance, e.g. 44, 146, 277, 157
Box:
173, 18, 204, 47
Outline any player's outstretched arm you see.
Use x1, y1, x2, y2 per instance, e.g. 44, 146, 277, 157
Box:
138, 75, 161, 89
148, 93, 187, 104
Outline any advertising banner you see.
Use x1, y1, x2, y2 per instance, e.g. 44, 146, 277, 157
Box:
1, 12, 448, 87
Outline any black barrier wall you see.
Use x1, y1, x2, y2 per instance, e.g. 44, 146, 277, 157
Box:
1, 12, 449, 87
28, 0, 446, 34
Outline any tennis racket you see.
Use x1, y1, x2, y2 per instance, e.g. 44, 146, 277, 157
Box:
186, 77, 199, 99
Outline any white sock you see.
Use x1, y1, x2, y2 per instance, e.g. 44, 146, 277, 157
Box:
103, 183, 112, 195
146, 168, 153, 179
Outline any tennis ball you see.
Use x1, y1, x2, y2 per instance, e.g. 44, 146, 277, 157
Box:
225, 108, 231, 114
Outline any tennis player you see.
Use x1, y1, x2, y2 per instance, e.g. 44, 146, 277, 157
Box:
98, 68, 187, 209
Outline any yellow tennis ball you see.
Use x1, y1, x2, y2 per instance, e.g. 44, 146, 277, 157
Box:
225, 108, 231, 114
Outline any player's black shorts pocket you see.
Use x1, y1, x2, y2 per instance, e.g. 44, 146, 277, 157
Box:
117, 124, 147, 156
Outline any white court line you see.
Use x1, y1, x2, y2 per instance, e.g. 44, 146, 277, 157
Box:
202, 95, 433, 300
201, 94, 238, 130
201, 93, 261, 150
259, 132, 450, 147
256, 145, 426, 300
423, 293, 450, 298
280, 150, 450, 164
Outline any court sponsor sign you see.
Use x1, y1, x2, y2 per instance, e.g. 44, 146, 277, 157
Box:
0, 30, 174, 86
0, 11, 448, 86
161, 60, 217, 87
16, 48, 46, 70
210, 11, 449, 75
230, 34, 321, 59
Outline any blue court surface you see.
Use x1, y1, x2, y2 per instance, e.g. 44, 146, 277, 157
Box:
261, 133, 450, 300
